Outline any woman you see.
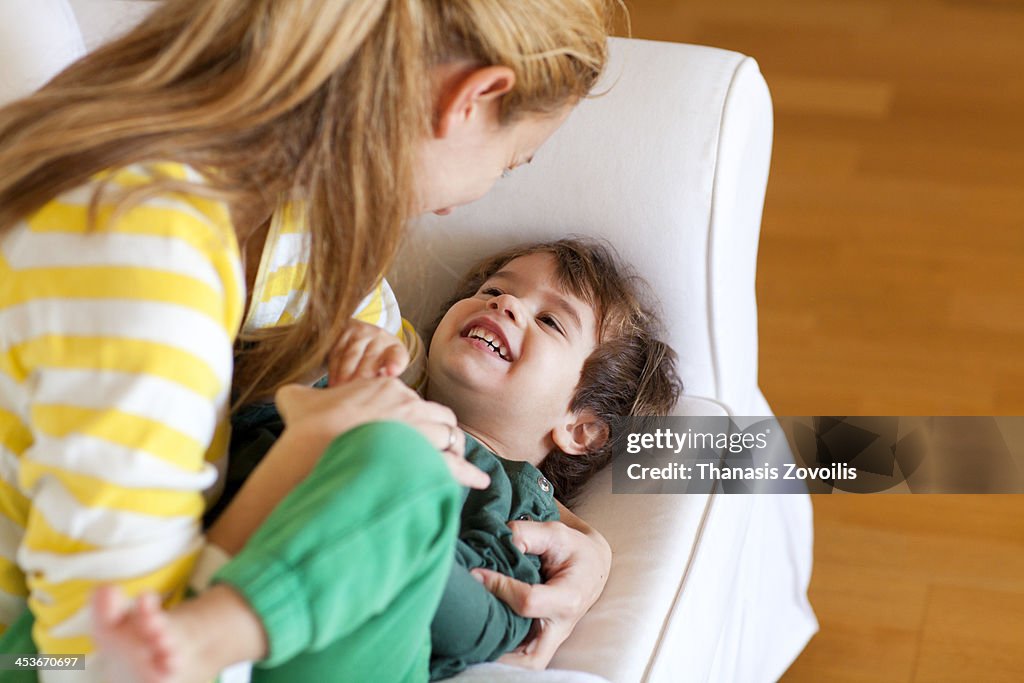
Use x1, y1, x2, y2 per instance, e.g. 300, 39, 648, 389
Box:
0, 0, 615, 680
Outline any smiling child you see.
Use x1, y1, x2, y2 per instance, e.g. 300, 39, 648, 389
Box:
93, 238, 682, 682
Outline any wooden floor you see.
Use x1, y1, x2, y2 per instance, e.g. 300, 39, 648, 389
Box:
619, 1, 1024, 680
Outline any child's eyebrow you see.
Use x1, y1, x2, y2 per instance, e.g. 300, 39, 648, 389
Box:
490, 270, 584, 334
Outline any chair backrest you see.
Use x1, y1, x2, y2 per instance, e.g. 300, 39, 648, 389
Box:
0, 0, 85, 107
391, 38, 775, 415
1, 2, 776, 415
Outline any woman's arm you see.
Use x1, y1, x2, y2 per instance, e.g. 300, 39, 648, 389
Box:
2, 180, 243, 663
470, 507, 612, 670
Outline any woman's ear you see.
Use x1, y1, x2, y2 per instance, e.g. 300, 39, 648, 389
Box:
434, 65, 516, 137
551, 409, 609, 456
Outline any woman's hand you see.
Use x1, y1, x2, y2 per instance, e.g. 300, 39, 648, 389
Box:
276, 382, 489, 490
327, 319, 410, 386
210, 381, 488, 554
471, 506, 612, 669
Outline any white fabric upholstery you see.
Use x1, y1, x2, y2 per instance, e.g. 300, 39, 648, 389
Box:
2, 6, 817, 681
450, 663, 609, 683
0, 0, 84, 106
394, 40, 772, 417
393, 38, 818, 683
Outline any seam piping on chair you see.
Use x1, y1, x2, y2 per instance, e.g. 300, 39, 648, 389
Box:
640, 56, 748, 682
702, 55, 750, 408
640, 400, 734, 683
639, 481, 720, 683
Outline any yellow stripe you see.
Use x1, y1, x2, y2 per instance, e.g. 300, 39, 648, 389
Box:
354, 283, 384, 325
29, 632, 93, 658
0, 558, 28, 598
9, 336, 221, 398
28, 199, 222, 247
30, 405, 206, 473
19, 511, 98, 555
19, 460, 205, 518
99, 164, 232, 231
4, 265, 225, 323
0, 410, 32, 455
276, 203, 307, 234
0, 479, 29, 529
28, 547, 198, 653
205, 419, 230, 464
259, 265, 306, 302
106, 162, 193, 185
399, 318, 415, 346
0, 355, 21, 385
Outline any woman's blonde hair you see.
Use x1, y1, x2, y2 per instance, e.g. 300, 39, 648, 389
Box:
0, 0, 614, 406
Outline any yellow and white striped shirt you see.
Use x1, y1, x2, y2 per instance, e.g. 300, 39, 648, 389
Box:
0, 162, 408, 666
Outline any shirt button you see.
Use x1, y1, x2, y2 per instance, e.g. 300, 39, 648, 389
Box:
537, 475, 551, 493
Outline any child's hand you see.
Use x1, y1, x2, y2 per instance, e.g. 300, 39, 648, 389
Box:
328, 319, 410, 386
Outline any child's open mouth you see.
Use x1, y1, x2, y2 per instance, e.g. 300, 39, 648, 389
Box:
464, 325, 512, 362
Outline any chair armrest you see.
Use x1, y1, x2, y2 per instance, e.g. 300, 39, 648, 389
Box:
549, 396, 726, 680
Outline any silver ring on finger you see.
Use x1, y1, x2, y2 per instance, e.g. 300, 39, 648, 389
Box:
443, 423, 458, 453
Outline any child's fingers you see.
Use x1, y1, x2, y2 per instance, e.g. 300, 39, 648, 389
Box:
329, 338, 372, 385
354, 338, 409, 380
380, 341, 410, 374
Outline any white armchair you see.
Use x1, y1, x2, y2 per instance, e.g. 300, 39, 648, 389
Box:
1, 3, 817, 681
396, 38, 818, 683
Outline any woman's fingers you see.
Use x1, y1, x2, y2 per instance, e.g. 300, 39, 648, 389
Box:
472, 562, 586, 669
470, 568, 539, 615
412, 416, 464, 456
506, 519, 573, 562
277, 380, 483, 486
495, 618, 567, 670
442, 451, 490, 489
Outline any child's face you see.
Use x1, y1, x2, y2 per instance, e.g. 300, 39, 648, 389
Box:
428, 253, 599, 461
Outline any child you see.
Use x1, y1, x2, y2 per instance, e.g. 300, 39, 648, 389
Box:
93, 238, 682, 682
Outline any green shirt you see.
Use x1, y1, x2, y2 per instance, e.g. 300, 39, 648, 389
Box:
429, 434, 560, 680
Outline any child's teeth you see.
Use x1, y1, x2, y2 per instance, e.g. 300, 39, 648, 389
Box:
499, 345, 507, 357
483, 332, 494, 342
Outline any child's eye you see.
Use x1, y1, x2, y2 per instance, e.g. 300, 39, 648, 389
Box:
539, 315, 563, 335
482, 287, 503, 297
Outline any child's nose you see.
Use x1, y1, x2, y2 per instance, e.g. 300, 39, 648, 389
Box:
489, 296, 523, 324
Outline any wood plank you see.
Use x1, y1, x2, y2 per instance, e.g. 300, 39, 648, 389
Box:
621, 1, 1024, 678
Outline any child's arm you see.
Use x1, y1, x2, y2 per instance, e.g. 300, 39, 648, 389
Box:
470, 512, 612, 671
327, 318, 411, 385
429, 552, 535, 680
429, 461, 558, 678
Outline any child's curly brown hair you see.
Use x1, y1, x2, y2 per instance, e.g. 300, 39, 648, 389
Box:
433, 237, 683, 505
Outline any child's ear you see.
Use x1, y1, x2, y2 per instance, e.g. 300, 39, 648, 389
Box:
435, 66, 515, 137
552, 409, 609, 456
